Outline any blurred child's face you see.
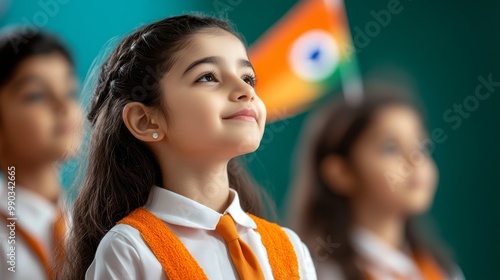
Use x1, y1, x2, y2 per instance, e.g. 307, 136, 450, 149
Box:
0, 53, 83, 166
159, 29, 266, 159
349, 105, 437, 215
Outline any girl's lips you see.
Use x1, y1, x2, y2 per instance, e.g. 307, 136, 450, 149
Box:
223, 108, 257, 122
226, 115, 257, 122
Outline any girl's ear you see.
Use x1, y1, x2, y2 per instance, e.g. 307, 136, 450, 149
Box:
122, 102, 165, 142
320, 155, 356, 196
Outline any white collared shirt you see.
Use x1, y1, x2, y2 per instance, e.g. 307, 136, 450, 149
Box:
315, 226, 465, 280
0, 186, 61, 280
86, 186, 317, 279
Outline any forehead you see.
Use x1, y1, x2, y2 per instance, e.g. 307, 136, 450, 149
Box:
369, 105, 423, 135
9, 54, 72, 82
175, 30, 248, 64
0, 53, 73, 94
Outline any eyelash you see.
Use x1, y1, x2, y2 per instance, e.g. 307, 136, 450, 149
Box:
196, 71, 257, 88
243, 74, 257, 88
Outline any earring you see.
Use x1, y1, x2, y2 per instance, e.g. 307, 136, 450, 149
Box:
152, 132, 159, 139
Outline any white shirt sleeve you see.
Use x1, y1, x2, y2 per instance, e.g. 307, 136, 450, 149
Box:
85, 231, 144, 280
315, 260, 346, 280
282, 227, 318, 280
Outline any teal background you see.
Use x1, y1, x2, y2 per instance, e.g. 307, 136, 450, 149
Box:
1, 0, 499, 279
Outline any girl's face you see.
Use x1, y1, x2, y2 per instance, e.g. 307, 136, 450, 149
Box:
0, 53, 83, 166
349, 105, 438, 215
159, 30, 266, 159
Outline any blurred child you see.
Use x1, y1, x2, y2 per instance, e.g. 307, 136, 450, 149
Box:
61, 15, 316, 280
290, 85, 464, 280
0, 29, 83, 280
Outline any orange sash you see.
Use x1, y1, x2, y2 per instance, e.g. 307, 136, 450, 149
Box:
117, 207, 300, 280
1, 211, 65, 280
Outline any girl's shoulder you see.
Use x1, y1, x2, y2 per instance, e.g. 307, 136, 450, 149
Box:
103, 223, 143, 245
93, 224, 144, 262
86, 224, 165, 280
92, 223, 148, 260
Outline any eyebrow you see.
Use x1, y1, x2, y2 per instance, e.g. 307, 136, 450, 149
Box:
182, 56, 255, 76
239, 59, 255, 74
11, 74, 44, 89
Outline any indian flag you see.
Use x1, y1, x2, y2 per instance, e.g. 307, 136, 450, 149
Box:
249, 0, 362, 121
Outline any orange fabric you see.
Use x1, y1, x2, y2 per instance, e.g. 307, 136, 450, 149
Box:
1, 211, 66, 280
216, 214, 265, 280
52, 211, 66, 266
413, 252, 446, 280
249, 213, 300, 280
118, 208, 300, 280
249, 0, 351, 121
117, 208, 208, 280
363, 252, 446, 280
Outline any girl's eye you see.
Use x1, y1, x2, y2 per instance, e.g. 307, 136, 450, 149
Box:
25, 91, 47, 103
381, 142, 399, 155
196, 72, 217, 83
242, 75, 257, 88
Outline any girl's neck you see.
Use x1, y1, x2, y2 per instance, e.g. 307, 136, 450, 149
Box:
3, 163, 62, 204
160, 156, 231, 213
352, 202, 406, 251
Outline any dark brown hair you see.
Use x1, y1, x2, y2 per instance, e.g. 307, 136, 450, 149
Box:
0, 29, 73, 88
290, 85, 455, 279
59, 14, 265, 280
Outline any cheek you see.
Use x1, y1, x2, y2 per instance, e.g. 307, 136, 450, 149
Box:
1, 105, 55, 161
353, 152, 399, 192
256, 96, 267, 120
351, 153, 415, 208
69, 102, 84, 129
368, 156, 438, 213
418, 158, 438, 188
256, 98, 267, 131
6, 106, 53, 145
71, 102, 84, 135
61, 102, 84, 157
407, 158, 439, 203
175, 99, 220, 130
164, 94, 223, 142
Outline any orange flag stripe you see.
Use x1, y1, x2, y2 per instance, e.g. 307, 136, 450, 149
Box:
249, 0, 352, 121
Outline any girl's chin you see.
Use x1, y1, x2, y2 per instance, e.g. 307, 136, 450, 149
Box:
402, 201, 433, 215
226, 141, 261, 157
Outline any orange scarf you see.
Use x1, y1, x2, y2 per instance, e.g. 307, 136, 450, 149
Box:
1, 211, 65, 279
117, 207, 300, 280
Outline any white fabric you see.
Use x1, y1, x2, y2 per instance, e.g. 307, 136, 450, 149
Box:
0, 186, 60, 280
315, 226, 465, 280
86, 186, 317, 279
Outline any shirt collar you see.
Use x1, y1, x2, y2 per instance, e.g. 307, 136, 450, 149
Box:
145, 186, 256, 230
0, 184, 58, 219
351, 226, 420, 277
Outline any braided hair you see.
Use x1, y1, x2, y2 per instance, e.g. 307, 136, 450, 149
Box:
59, 14, 265, 280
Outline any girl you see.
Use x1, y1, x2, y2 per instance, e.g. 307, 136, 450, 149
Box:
0, 29, 83, 280
62, 15, 316, 280
289, 84, 464, 280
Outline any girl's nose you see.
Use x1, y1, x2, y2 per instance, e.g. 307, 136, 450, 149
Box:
52, 91, 71, 115
230, 79, 256, 102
